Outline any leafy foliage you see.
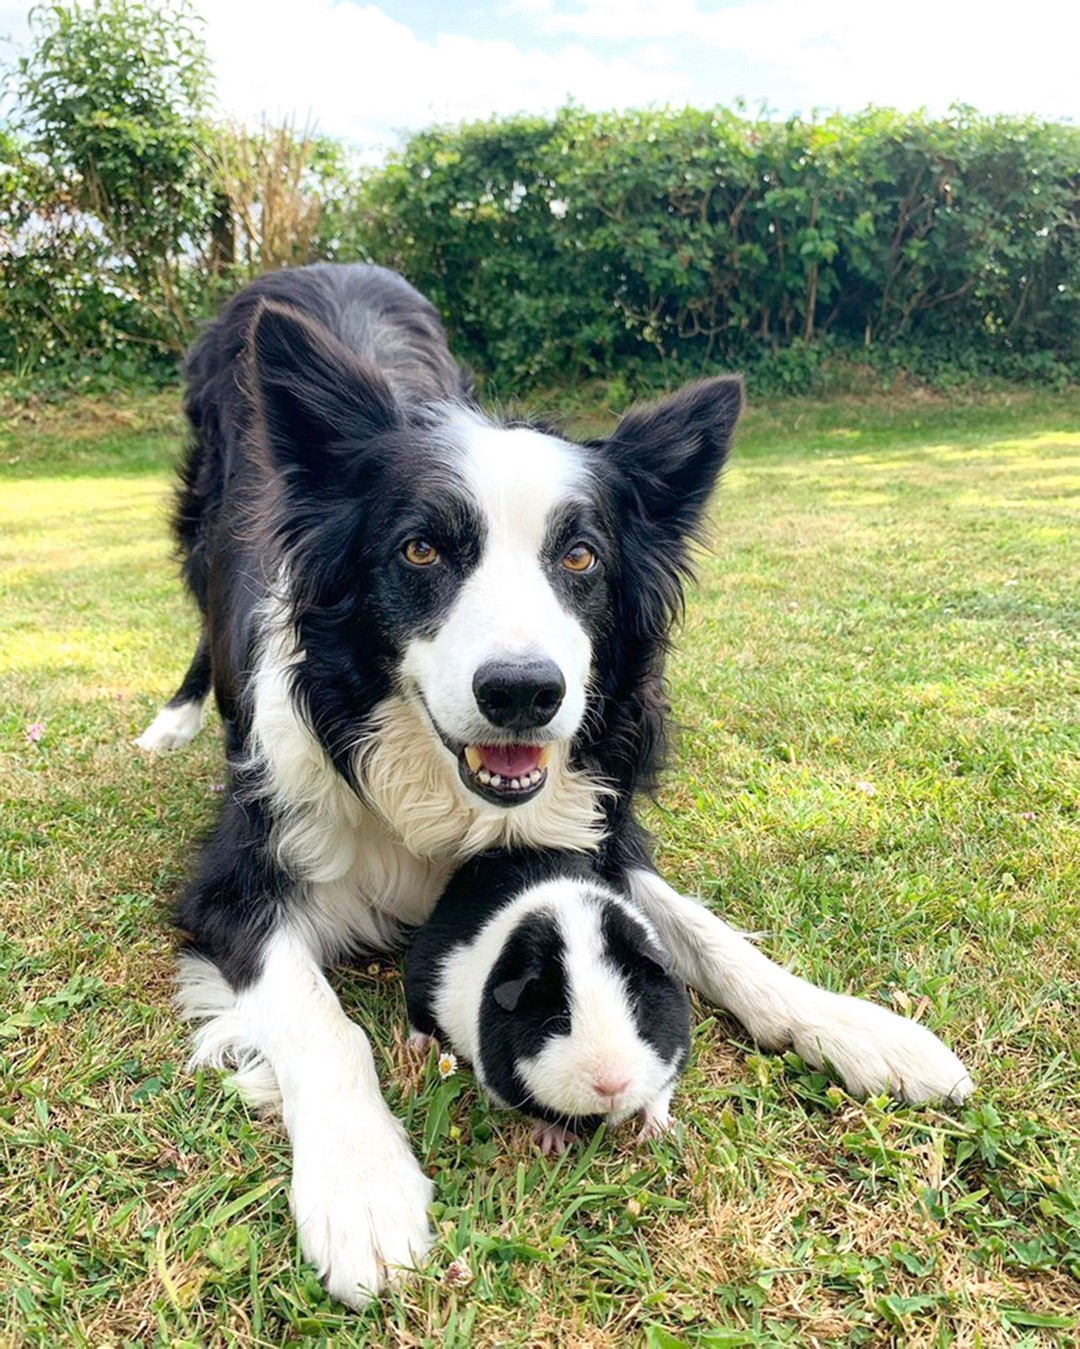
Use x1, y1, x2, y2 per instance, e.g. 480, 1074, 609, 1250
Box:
1, 10, 1078, 393
205, 119, 368, 281
0, 0, 368, 386
361, 105, 1080, 393
13, 0, 213, 354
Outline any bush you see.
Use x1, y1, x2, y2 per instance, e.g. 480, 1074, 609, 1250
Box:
2, 47, 1077, 397
12, 0, 214, 357
357, 105, 1080, 394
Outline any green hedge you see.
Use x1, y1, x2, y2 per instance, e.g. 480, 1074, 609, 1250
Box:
359, 105, 1080, 393
3, 103, 1078, 392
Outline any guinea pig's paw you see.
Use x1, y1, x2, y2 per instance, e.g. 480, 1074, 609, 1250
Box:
407, 1028, 435, 1055
792, 988, 974, 1106
531, 1121, 579, 1156
290, 1110, 435, 1308
636, 1104, 675, 1142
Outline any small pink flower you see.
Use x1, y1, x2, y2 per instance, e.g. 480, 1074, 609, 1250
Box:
26, 722, 45, 745
855, 780, 876, 796
1020, 811, 1036, 821
209, 782, 226, 793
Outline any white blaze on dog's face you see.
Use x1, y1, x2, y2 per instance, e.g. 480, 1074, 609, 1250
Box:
400, 411, 604, 808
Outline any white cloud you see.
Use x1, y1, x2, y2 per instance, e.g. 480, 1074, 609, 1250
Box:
1, 0, 693, 148
636, 43, 676, 69
199, 0, 691, 152
0, 4, 30, 64
516, 0, 708, 40
0, 2, 28, 42
717, 0, 1079, 120
3, 0, 1077, 147
518, 0, 1080, 121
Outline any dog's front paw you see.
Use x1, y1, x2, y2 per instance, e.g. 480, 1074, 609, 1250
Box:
291, 1112, 434, 1308
792, 989, 973, 1105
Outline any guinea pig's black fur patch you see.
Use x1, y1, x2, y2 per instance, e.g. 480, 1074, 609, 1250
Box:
478, 911, 582, 1123
599, 902, 691, 1075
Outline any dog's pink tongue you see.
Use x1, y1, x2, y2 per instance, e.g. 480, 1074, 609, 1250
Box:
477, 744, 542, 777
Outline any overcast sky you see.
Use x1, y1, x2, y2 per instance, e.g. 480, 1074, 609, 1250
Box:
2, 0, 1077, 158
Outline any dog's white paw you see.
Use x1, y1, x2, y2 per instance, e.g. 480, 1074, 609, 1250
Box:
788, 988, 973, 1105
134, 701, 205, 750
621, 870, 972, 1107
291, 1112, 434, 1308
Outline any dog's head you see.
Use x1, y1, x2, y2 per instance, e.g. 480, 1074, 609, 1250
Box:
248, 300, 743, 815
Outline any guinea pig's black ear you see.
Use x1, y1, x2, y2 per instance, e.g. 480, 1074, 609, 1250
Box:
491, 915, 563, 1012
602, 904, 677, 978
493, 971, 539, 1012
639, 940, 676, 978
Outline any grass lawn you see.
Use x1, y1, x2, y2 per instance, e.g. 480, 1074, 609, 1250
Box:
1, 385, 1078, 1347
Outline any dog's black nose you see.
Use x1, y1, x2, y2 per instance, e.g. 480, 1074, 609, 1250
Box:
473, 659, 566, 731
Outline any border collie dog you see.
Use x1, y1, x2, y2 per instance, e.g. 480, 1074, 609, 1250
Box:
139, 264, 972, 1307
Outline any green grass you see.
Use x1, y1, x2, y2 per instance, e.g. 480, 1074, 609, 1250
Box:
1, 386, 1078, 1347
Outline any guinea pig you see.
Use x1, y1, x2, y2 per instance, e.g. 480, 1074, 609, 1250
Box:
405, 847, 691, 1154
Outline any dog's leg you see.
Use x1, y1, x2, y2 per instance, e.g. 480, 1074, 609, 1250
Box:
135, 631, 212, 750
627, 870, 973, 1105
181, 934, 434, 1307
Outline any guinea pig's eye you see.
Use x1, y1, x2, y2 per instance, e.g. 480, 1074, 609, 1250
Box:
562, 543, 597, 573
403, 538, 440, 567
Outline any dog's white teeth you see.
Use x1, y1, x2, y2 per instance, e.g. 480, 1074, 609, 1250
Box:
470, 761, 545, 793
464, 746, 482, 773
538, 746, 553, 769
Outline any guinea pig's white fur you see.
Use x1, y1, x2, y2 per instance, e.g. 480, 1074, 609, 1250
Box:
428, 876, 683, 1135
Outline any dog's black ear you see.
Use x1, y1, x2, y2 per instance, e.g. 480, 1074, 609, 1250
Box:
248, 299, 401, 489
601, 376, 744, 542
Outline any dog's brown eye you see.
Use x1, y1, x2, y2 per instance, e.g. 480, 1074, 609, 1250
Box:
563, 544, 597, 573
403, 538, 439, 567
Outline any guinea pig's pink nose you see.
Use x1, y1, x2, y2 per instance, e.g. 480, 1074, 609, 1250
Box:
592, 1075, 631, 1100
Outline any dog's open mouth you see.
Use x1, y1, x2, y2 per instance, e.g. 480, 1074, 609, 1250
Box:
458, 743, 551, 806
